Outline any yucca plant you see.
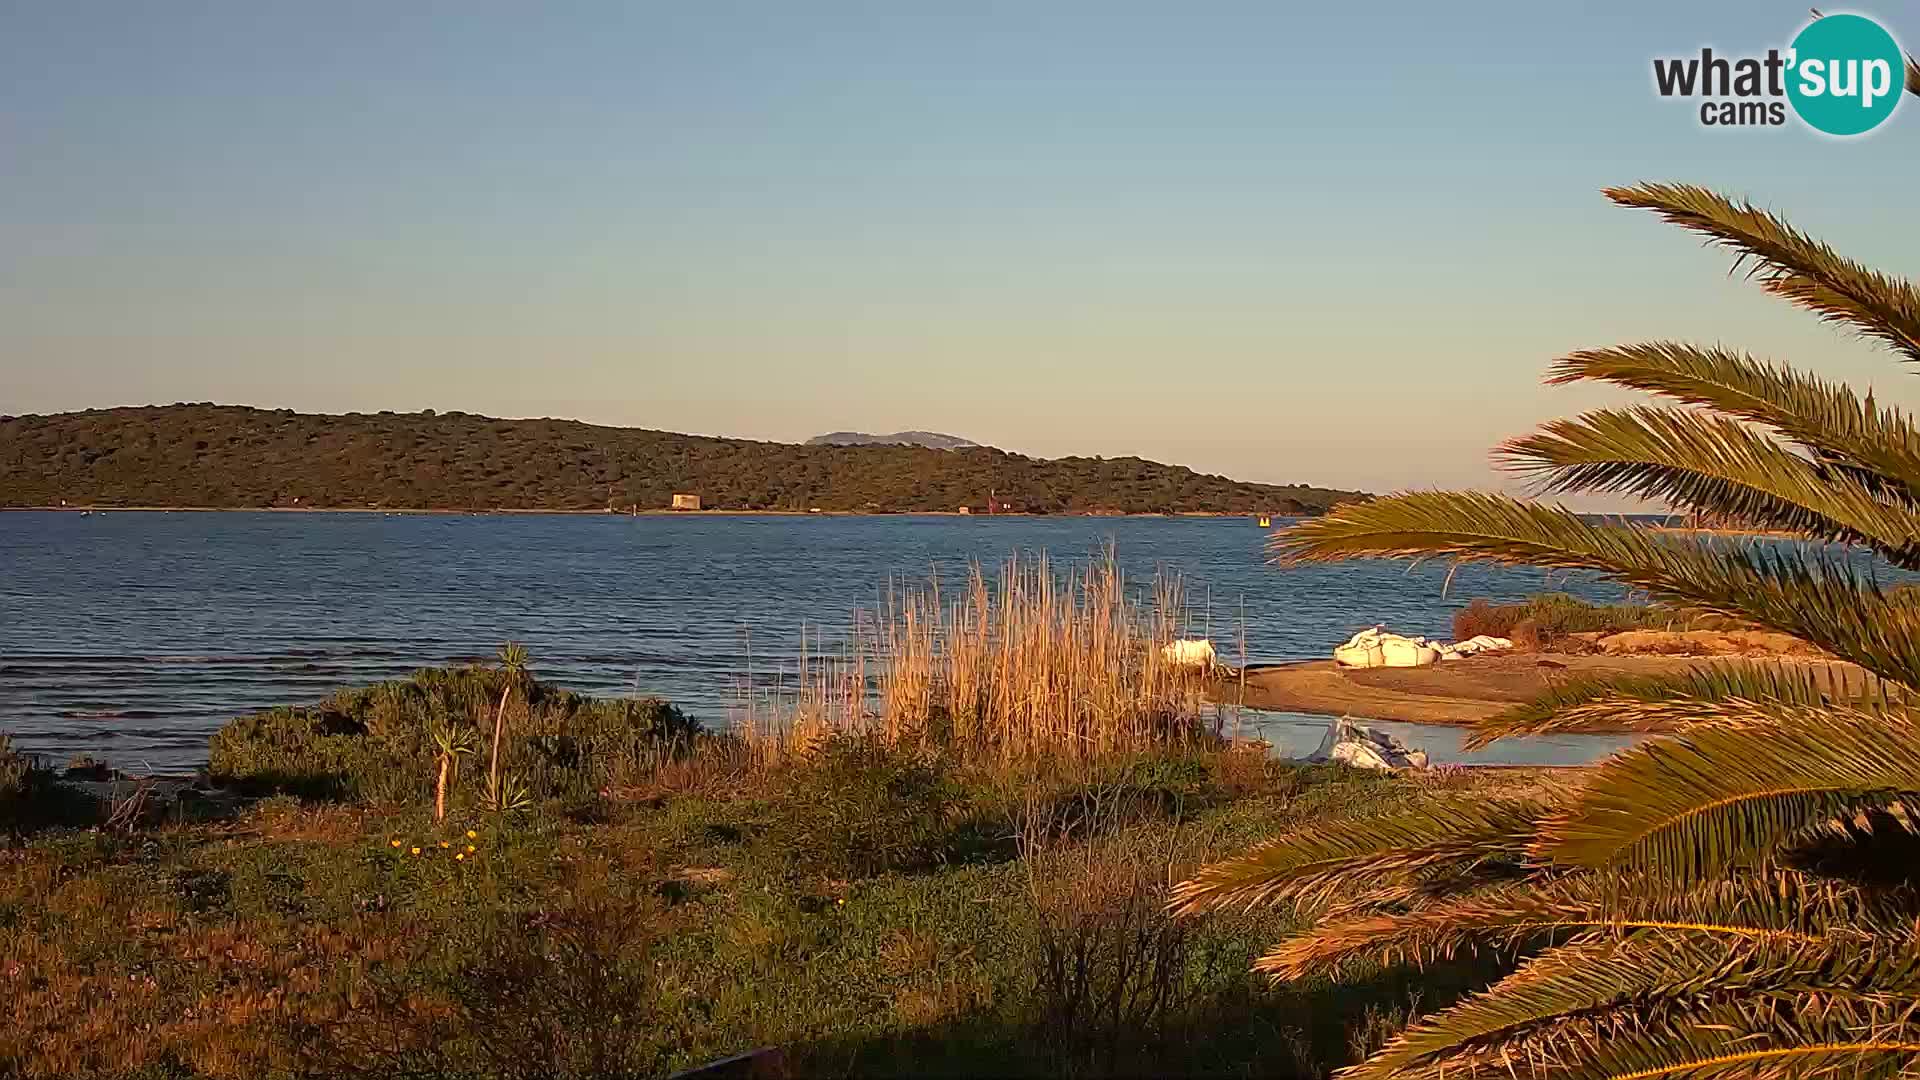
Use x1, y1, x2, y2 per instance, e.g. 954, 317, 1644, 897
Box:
486, 641, 529, 799
480, 770, 533, 815
1177, 86, 1920, 1080
429, 716, 477, 822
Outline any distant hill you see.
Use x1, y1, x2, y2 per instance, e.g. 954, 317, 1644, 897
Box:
0, 405, 1367, 515
807, 430, 982, 450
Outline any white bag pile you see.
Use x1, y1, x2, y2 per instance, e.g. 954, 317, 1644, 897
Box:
1332, 625, 1512, 669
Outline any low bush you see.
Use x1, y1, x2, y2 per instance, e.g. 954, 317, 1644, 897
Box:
1449, 591, 1713, 649
1026, 829, 1208, 1075
0, 737, 26, 800
0, 736, 94, 833
1449, 597, 1519, 641
208, 664, 699, 804
0, 736, 29, 823
761, 735, 962, 878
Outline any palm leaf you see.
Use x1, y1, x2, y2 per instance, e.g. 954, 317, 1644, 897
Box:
1344, 936, 1920, 1080
1500, 1009, 1920, 1080
1166, 798, 1546, 917
1545, 344, 1920, 504
1468, 663, 1887, 748
1499, 405, 1920, 563
1604, 183, 1920, 365
1273, 493, 1920, 689
1257, 870, 1880, 983
1534, 704, 1920, 880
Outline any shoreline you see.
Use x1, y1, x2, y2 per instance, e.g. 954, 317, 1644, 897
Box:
2, 505, 1300, 519
1224, 652, 1867, 729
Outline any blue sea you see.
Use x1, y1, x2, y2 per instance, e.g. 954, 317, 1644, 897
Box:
0, 511, 1654, 770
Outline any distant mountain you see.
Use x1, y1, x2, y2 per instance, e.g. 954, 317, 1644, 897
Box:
0, 405, 1368, 515
807, 431, 982, 450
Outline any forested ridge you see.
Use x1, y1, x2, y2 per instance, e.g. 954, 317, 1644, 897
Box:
0, 405, 1364, 514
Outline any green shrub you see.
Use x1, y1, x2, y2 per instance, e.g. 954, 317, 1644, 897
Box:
1449, 592, 1721, 647
762, 736, 961, 877
0, 735, 95, 832
0, 735, 29, 812
208, 665, 698, 804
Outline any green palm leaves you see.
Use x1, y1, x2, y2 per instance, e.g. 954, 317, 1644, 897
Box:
1192, 152, 1920, 1077
1168, 799, 1549, 918
1601, 183, 1920, 364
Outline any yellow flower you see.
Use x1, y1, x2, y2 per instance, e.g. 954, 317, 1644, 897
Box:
439, 841, 450, 848
455, 852, 466, 861
466, 844, 476, 853
390, 839, 401, 848
410, 846, 422, 856
466, 830, 478, 839
836, 898, 845, 906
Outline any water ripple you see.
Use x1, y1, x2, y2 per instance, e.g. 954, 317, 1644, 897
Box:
1, 511, 1647, 770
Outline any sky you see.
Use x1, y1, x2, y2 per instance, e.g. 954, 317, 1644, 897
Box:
3, 2, 1919, 498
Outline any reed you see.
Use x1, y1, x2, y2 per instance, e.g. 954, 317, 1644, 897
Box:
741, 548, 1226, 763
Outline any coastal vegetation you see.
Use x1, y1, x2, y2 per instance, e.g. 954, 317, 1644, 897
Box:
206, 663, 698, 804
1449, 591, 1740, 649
1183, 175, 1920, 1077
0, 639, 1548, 1079
0, 405, 1363, 515
741, 550, 1221, 762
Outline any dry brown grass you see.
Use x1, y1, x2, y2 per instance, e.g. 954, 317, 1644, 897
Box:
740, 549, 1227, 765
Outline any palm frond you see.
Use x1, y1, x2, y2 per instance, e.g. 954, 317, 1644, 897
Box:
1344, 936, 1920, 1080
1468, 662, 1888, 748
1604, 183, 1920, 365
1535, 704, 1920, 880
1166, 798, 1546, 918
1273, 493, 1920, 688
1256, 869, 1885, 983
1493, 1009, 1920, 1080
1499, 405, 1920, 563
1546, 343, 1920, 511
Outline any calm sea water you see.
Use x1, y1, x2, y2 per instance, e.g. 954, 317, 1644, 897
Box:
1, 511, 1650, 771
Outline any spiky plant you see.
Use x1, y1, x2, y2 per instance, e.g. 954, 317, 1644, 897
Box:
430, 717, 477, 822
1177, 113, 1920, 1080
486, 641, 529, 800
480, 770, 533, 815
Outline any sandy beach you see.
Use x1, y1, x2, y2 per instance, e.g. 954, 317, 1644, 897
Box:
1225, 652, 1871, 727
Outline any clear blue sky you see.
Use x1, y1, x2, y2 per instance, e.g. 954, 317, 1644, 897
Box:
3, 2, 1917, 496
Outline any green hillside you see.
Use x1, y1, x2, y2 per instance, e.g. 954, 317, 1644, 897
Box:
0, 405, 1365, 514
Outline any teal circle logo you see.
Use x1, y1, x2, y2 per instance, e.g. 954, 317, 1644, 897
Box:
1786, 13, 1905, 135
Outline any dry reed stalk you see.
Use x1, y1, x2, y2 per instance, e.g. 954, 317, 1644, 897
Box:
739, 548, 1227, 764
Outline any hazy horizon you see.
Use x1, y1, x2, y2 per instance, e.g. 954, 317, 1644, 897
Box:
5, 2, 1919, 502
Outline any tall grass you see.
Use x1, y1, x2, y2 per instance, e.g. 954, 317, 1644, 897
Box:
741, 549, 1228, 763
